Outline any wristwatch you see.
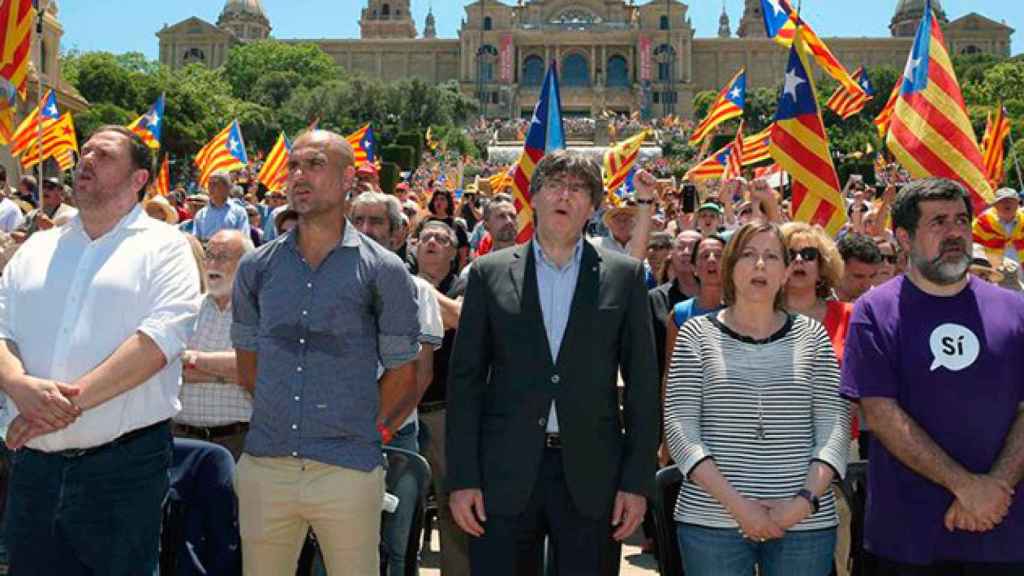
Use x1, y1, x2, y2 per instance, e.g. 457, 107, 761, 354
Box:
796, 489, 820, 513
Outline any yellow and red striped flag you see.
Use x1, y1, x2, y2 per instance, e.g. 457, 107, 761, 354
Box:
770, 25, 846, 236
194, 120, 247, 188
345, 124, 377, 167
152, 154, 170, 197
886, 0, 993, 212
980, 105, 1011, 188
56, 149, 75, 172
0, 0, 32, 99
9, 89, 59, 157
487, 169, 511, 194
257, 131, 291, 192
689, 68, 745, 146
684, 142, 734, 182
761, 0, 865, 104
742, 126, 772, 166
19, 112, 77, 171
603, 129, 649, 200
826, 66, 876, 120
723, 121, 745, 181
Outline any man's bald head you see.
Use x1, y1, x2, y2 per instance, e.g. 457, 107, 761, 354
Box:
292, 130, 355, 176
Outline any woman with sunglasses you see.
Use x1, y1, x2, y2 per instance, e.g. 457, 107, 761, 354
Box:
781, 223, 852, 355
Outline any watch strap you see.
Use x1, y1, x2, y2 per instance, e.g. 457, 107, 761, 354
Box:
796, 489, 820, 513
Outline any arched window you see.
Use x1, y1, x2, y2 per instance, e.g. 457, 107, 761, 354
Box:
654, 44, 675, 82
961, 45, 981, 55
522, 55, 545, 86
382, 3, 390, 17
562, 53, 590, 87
660, 15, 670, 30
478, 44, 498, 82
606, 55, 629, 87
183, 47, 205, 65
483, 16, 493, 31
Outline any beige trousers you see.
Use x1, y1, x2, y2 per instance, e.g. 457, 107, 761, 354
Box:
235, 454, 385, 576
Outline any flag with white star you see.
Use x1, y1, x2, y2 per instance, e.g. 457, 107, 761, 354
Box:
127, 94, 165, 150
826, 66, 875, 120
886, 0, 993, 211
689, 67, 745, 146
9, 89, 60, 158
770, 26, 846, 236
194, 119, 248, 188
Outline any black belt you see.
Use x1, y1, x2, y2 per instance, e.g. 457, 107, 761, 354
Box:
419, 401, 446, 414
34, 419, 170, 459
544, 433, 561, 449
174, 421, 249, 441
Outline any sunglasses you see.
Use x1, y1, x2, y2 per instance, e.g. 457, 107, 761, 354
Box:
788, 247, 820, 262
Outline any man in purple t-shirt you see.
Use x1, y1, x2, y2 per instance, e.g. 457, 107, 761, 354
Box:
841, 178, 1024, 575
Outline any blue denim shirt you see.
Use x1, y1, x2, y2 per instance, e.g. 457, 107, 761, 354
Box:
231, 221, 420, 470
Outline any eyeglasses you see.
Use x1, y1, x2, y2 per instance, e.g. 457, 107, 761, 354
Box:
788, 247, 820, 262
881, 254, 898, 265
203, 251, 235, 264
419, 232, 453, 246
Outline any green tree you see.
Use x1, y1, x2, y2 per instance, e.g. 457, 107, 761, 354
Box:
222, 41, 338, 104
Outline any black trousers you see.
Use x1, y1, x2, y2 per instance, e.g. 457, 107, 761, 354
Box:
864, 553, 1024, 576
469, 448, 617, 576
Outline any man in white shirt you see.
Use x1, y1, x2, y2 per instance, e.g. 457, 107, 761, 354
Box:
174, 228, 254, 460
0, 125, 200, 575
0, 166, 24, 233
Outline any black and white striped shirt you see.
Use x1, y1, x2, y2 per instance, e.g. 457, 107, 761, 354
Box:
664, 312, 851, 530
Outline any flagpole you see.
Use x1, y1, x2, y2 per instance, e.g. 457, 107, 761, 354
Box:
1007, 129, 1024, 192
34, 1, 47, 198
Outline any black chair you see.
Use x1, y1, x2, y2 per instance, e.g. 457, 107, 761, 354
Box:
383, 446, 432, 576
652, 465, 684, 576
839, 460, 868, 576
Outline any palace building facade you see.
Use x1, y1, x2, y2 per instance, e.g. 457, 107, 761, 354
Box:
157, 0, 1014, 118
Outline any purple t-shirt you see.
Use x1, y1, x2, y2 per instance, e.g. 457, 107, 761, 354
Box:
840, 276, 1024, 565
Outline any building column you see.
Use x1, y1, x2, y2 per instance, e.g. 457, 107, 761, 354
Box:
545, 45, 550, 66
377, 51, 383, 77
590, 44, 597, 84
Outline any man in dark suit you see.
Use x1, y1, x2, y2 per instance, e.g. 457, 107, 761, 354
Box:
446, 150, 660, 575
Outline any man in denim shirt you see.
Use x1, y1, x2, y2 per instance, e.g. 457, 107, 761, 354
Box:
231, 130, 420, 575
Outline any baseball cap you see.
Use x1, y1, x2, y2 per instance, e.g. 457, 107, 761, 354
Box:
698, 202, 724, 215
994, 187, 1020, 204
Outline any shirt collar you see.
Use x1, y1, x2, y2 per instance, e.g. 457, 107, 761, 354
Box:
533, 237, 584, 272
67, 203, 151, 238
283, 218, 363, 250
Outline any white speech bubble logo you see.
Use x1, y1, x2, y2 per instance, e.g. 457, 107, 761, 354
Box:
928, 323, 980, 372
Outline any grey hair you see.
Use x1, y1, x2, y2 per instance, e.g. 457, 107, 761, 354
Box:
350, 191, 403, 234
482, 193, 516, 221
208, 170, 232, 187
419, 219, 457, 245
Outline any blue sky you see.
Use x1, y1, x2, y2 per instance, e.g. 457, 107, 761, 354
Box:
59, 1, 1023, 58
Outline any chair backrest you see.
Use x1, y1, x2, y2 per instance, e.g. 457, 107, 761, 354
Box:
382, 446, 432, 576
652, 465, 684, 576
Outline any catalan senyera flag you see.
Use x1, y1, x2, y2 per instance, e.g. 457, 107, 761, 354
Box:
742, 126, 772, 166
689, 68, 745, 146
425, 126, 438, 152
827, 66, 876, 120
0, 0, 32, 99
603, 129, 649, 201
487, 169, 512, 194
56, 149, 75, 172
685, 142, 735, 182
194, 120, 247, 188
19, 112, 77, 170
0, 77, 16, 145
509, 61, 565, 243
258, 131, 291, 192
127, 94, 165, 150
874, 81, 900, 140
981, 105, 1011, 188
10, 89, 59, 157
770, 27, 846, 237
761, 0, 865, 103
723, 121, 745, 181
886, 0, 993, 212
345, 124, 377, 167
153, 154, 170, 197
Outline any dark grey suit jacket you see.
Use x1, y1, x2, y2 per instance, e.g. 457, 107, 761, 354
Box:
446, 240, 660, 519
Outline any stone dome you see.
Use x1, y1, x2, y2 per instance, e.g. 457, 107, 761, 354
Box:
221, 0, 266, 18
891, 0, 947, 37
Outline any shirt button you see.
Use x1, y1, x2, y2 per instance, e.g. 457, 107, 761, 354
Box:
550, 375, 560, 384
299, 338, 306, 344
296, 366, 303, 373
302, 310, 308, 316
291, 451, 298, 457
307, 282, 313, 289
291, 424, 298, 430
538, 417, 547, 427
294, 395, 301, 401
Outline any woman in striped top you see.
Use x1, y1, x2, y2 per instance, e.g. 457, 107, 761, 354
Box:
664, 222, 852, 576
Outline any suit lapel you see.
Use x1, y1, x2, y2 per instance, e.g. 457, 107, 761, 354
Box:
555, 242, 601, 369
514, 242, 556, 370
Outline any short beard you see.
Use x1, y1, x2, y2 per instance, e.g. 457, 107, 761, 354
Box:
492, 227, 516, 245
910, 244, 970, 286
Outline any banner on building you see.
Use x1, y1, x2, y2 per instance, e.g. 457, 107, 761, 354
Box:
500, 34, 514, 83
639, 35, 652, 82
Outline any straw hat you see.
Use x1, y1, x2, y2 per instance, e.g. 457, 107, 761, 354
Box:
143, 195, 179, 224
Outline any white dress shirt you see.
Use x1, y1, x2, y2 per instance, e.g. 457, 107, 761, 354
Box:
0, 197, 24, 233
0, 204, 201, 451
397, 275, 444, 430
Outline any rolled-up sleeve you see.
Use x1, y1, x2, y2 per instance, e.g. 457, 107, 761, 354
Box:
810, 322, 852, 478
138, 233, 201, 362
664, 321, 714, 477
375, 254, 419, 369
230, 251, 261, 352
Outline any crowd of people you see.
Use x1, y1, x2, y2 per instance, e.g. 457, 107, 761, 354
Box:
0, 121, 1019, 576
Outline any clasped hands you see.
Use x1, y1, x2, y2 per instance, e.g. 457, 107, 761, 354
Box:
944, 473, 1015, 533
729, 496, 813, 542
4, 375, 81, 449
